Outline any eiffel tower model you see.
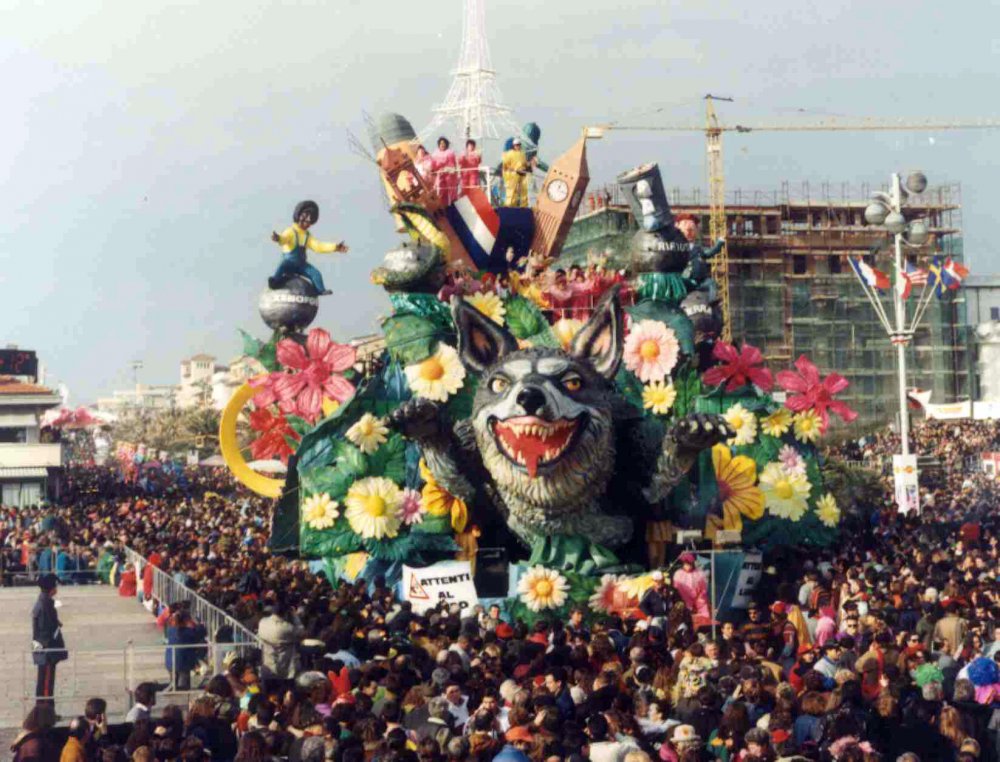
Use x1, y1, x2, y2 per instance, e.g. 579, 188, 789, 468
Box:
419, 0, 530, 149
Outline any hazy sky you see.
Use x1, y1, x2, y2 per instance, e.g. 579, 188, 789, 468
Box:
3, 0, 999, 403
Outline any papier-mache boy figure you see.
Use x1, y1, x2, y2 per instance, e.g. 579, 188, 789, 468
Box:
269, 200, 349, 296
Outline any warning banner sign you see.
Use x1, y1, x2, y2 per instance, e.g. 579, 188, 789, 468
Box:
402, 561, 479, 614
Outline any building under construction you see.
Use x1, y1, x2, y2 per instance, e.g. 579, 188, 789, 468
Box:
560, 181, 969, 426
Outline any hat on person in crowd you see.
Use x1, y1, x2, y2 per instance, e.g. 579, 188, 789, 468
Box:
499, 679, 519, 704
511, 136, 522, 146
431, 668, 450, 687
495, 623, 514, 640
960, 738, 981, 757
671, 724, 701, 744
679, 552, 696, 565
770, 602, 786, 615
651, 570, 664, 582
505, 725, 533, 743
634, 620, 650, 632
38, 574, 58, 592
797, 643, 815, 657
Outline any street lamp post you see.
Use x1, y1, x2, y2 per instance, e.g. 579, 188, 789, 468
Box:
856, 171, 936, 512
888, 173, 912, 456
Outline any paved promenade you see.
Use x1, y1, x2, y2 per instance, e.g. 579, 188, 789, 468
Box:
0, 584, 165, 729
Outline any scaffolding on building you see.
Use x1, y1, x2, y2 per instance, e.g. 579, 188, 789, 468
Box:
561, 182, 969, 426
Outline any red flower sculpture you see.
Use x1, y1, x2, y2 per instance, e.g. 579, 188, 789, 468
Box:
701, 341, 774, 392
248, 408, 299, 464
250, 328, 357, 424
776, 355, 858, 432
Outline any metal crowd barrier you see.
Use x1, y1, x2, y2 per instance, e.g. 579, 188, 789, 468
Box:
16, 642, 243, 725
120, 546, 262, 654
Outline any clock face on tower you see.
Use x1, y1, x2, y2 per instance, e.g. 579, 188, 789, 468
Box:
546, 178, 569, 203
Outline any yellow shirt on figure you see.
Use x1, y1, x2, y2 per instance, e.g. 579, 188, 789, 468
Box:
502, 148, 530, 207
275, 223, 344, 254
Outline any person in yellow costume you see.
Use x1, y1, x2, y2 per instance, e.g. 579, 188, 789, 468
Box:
501, 136, 530, 207
269, 200, 348, 296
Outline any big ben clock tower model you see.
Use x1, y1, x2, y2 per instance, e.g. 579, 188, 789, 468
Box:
530, 135, 591, 258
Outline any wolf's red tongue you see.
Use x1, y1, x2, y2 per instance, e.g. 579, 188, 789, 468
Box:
518, 437, 551, 478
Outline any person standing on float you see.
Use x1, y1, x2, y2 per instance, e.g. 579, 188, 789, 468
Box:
458, 139, 482, 195
269, 200, 348, 296
431, 137, 460, 206
502, 136, 530, 207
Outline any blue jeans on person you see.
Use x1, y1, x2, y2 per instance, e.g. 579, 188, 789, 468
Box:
272, 251, 325, 293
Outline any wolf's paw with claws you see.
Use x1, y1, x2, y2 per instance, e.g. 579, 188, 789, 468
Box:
387, 398, 447, 441
671, 413, 734, 453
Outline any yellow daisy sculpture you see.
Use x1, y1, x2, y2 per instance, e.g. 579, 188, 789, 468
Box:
759, 462, 811, 521
345, 413, 389, 455
344, 476, 403, 540
642, 380, 677, 415
405, 344, 466, 403
711, 445, 765, 531
793, 410, 822, 444
465, 292, 506, 325
302, 493, 339, 530
816, 493, 841, 527
760, 408, 792, 437
724, 403, 758, 446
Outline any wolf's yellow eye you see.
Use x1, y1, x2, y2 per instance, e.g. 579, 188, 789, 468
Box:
562, 375, 582, 392
490, 376, 510, 394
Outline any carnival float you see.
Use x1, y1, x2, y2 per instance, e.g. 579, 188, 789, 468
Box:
219, 112, 857, 623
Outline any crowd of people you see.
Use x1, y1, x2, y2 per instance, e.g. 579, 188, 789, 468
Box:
4, 418, 1000, 762
435, 260, 631, 324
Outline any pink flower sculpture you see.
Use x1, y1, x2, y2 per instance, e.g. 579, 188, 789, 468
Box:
250, 328, 356, 424
776, 355, 857, 432
622, 320, 680, 383
702, 341, 773, 392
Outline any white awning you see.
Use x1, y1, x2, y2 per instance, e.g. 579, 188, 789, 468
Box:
0, 413, 37, 427
0, 467, 48, 479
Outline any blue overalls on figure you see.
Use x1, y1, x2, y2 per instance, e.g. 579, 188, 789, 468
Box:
270, 230, 326, 293
269, 216, 345, 295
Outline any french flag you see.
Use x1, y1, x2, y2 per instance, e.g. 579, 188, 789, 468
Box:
446, 189, 500, 270
850, 257, 891, 292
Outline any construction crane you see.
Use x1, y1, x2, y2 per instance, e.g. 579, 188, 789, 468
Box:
607, 100, 1000, 341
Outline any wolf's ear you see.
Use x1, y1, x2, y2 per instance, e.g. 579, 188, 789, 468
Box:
452, 296, 519, 374
570, 285, 624, 379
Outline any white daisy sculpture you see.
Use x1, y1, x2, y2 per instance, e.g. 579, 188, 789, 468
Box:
517, 566, 569, 612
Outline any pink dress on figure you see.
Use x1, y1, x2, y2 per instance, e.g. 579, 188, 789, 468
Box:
458, 150, 481, 195
431, 147, 460, 206
673, 567, 712, 628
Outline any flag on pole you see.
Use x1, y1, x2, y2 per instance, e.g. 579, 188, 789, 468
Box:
943, 257, 969, 289
850, 257, 891, 291
897, 263, 929, 300
927, 257, 947, 297
906, 263, 928, 285
907, 388, 932, 410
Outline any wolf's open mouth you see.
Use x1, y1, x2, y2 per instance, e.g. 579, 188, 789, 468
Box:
490, 415, 583, 478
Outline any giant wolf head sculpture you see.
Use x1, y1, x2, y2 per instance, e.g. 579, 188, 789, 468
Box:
452, 288, 632, 545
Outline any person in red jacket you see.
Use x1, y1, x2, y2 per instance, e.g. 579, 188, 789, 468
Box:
142, 552, 162, 604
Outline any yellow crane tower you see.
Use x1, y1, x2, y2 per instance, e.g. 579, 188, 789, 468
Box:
610, 102, 1000, 339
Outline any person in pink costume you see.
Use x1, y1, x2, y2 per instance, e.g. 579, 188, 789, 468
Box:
458, 139, 482, 195
814, 606, 838, 646
672, 552, 712, 629
431, 136, 460, 206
